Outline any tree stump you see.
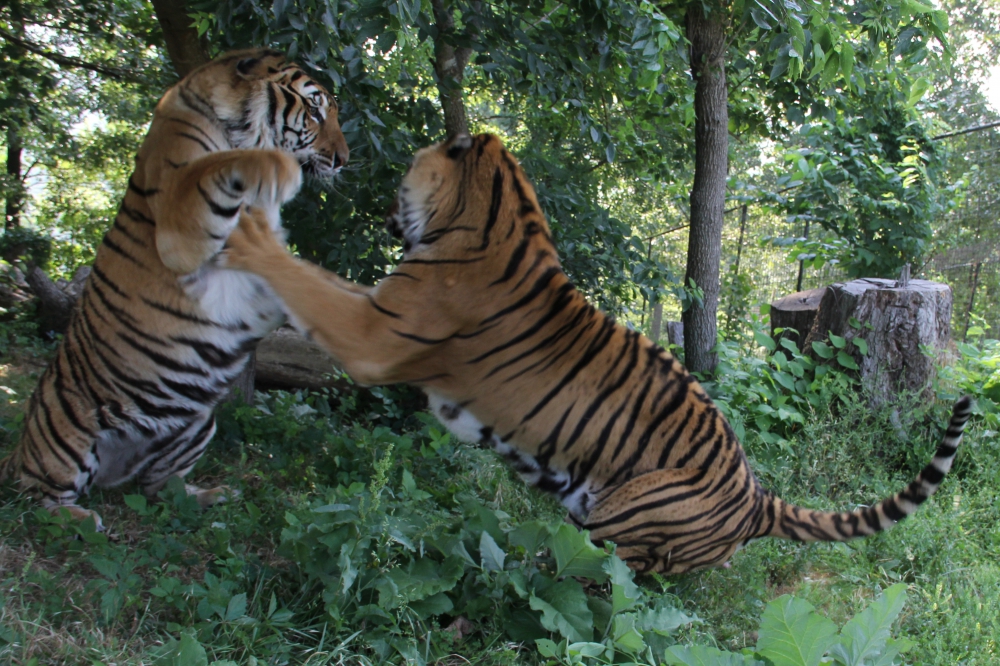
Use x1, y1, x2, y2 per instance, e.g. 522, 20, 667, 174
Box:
666, 321, 684, 349
770, 287, 825, 352
803, 278, 952, 406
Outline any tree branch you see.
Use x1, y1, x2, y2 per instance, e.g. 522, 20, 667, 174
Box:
0, 27, 146, 83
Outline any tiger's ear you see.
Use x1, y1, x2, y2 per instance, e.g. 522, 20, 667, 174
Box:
236, 57, 265, 79
445, 134, 474, 160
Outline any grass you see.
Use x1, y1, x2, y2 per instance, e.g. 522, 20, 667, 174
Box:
1, 332, 999, 664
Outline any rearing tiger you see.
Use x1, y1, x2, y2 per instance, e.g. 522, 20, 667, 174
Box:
0, 49, 348, 530
223, 133, 970, 574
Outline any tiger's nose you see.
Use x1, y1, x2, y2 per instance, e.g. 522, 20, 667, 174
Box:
333, 148, 348, 171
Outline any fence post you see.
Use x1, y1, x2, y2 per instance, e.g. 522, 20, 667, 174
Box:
963, 261, 982, 340
734, 204, 748, 276
795, 217, 810, 292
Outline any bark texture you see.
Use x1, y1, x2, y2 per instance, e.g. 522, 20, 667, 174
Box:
431, 0, 474, 136
24, 265, 89, 335
803, 278, 953, 406
770, 287, 825, 352
255, 327, 350, 392
682, 5, 728, 374
5, 125, 22, 230
149, 0, 210, 78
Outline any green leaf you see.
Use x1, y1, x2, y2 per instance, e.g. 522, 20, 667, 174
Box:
612, 614, 647, 653
837, 351, 859, 371
410, 591, 454, 619
224, 593, 247, 621
828, 583, 907, 666
535, 638, 561, 658
665, 644, 763, 665
379, 556, 464, 609
907, 77, 930, 106
604, 555, 641, 614
812, 341, 834, 359
480, 531, 506, 572
547, 524, 608, 581
529, 579, 594, 642
154, 632, 208, 666
636, 603, 698, 635
757, 595, 837, 666
755, 330, 777, 352
829, 334, 847, 349
840, 44, 855, 87
509, 520, 552, 556
854, 338, 868, 356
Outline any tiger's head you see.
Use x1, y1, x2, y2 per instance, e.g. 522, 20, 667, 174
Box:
386, 133, 554, 254
183, 48, 349, 177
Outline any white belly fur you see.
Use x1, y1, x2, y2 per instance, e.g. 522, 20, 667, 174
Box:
426, 390, 594, 521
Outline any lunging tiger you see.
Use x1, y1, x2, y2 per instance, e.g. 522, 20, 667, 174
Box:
222, 133, 970, 574
0, 49, 348, 530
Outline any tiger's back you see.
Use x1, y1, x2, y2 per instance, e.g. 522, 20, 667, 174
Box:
0, 49, 348, 529
224, 133, 970, 575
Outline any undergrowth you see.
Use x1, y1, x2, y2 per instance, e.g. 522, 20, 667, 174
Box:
0, 326, 998, 664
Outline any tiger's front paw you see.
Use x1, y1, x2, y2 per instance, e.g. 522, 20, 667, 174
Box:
231, 150, 303, 211
221, 206, 288, 274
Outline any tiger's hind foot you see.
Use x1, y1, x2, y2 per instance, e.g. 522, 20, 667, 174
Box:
44, 502, 105, 533
140, 476, 240, 510
185, 483, 240, 509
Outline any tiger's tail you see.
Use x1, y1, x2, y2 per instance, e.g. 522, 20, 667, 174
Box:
765, 396, 973, 542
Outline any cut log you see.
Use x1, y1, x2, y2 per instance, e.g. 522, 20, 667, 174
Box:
803, 278, 952, 406
254, 326, 348, 392
769, 288, 825, 353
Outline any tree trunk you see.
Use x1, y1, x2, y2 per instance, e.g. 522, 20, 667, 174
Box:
5, 124, 23, 230
149, 0, 210, 79
431, 0, 474, 136
682, 5, 728, 375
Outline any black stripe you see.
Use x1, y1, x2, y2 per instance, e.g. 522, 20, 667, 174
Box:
197, 183, 240, 217
520, 316, 617, 424
476, 168, 504, 251
480, 266, 562, 326
368, 295, 401, 319
177, 132, 214, 153
166, 117, 221, 150
119, 203, 155, 226
117, 333, 210, 376
490, 237, 530, 286
171, 335, 253, 368
128, 176, 159, 197
101, 236, 146, 268
472, 283, 575, 365
141, 297, 249, 332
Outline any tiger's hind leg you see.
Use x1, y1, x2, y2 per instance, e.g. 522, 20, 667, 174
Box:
136, 415, 238, 509
584, 468, 750, 575
12, 396, 106, 530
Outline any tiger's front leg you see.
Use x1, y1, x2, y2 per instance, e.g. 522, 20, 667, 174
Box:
222, 207, 459, 385
151, 149, 303, 274
584, 468, 747, 575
